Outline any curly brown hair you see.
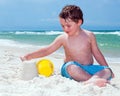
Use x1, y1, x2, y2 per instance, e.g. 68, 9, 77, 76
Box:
59, 5, 84, 24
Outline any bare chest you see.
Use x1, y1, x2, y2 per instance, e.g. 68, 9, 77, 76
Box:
64, 37, 90, 53
63, 37, 92, 63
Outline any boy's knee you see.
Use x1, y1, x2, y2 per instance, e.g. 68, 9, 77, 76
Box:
67, 64, 90, 81
101, 68, 112, 75
96, 68, 112, 80
67, 64, 79, 75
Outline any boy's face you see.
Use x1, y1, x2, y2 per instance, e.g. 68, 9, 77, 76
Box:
59, 18, 81, 36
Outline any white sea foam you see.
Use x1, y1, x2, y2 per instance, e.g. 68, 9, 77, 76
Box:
0, 39, 40, 49
1, 30, 120, 37
13, 31, 63, 35
94, 31, 120, 36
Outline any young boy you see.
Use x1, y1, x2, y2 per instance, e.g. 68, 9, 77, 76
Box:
21, 5, 114, 87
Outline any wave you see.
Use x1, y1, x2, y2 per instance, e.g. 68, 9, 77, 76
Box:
0, 30, 120, 36
0, 31, 63, 35
0, 36, 50, 48
93, 31, 120, 36
0, 39, 25, 47
15, 31, 63, 35
0, 39, 17, 46
0, 39, 38, 48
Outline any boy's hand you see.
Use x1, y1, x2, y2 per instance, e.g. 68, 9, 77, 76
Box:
20, 56, 27, 62
20, 54, 32, 62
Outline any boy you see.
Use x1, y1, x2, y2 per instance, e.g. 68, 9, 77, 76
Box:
21, 5, 114, 87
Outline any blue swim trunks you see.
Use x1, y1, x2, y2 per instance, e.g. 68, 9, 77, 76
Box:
61, 61, 111, 80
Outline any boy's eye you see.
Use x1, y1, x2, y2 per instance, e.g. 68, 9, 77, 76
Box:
61, 24, 71, 29
67, 25, 71, 27
61, 25, 64, 28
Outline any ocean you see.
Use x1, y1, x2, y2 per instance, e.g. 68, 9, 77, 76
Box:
0, 30, 120, 63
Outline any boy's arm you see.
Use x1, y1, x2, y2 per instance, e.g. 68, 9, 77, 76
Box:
90, 32, 108, 66
90, 32, 115, 78
20, 35, 63, 61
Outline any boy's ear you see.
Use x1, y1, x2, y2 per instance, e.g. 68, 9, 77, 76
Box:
78, 20, 82, 25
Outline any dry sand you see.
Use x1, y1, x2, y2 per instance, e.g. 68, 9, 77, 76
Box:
0, 45, 120, 96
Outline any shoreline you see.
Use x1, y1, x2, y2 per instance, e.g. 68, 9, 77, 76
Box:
0, 38, 120, 63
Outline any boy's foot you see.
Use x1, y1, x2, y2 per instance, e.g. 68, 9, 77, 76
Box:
84, 78, 108, 87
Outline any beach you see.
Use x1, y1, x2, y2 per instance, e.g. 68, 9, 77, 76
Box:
0, 30, 120, 96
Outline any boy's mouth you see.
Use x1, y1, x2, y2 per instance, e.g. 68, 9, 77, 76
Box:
66, 31, 69, 34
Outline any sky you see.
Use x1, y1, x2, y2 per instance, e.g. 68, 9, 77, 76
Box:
0, 0, 120, 31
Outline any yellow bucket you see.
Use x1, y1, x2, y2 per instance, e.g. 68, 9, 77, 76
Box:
36, 59, 54, 77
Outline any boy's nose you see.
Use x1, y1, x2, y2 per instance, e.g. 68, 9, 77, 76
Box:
64, 27, 69, 32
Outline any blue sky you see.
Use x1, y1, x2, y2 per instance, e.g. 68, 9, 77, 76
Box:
0, 0, 120, 31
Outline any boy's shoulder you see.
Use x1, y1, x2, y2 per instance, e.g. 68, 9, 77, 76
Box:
54, 33, 67, 43
57, 33, 67, 39
82, 29, 96, 40
83, 29, 95, 37
83, 29, 93, 34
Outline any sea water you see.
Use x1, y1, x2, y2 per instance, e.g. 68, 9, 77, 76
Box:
0, 30, 120, 63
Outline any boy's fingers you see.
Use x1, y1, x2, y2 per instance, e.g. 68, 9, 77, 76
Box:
20, 56, 26, 62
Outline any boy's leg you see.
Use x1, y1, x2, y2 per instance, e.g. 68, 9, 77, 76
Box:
93, 68, 112, 79
84, 68, 112, 87
66, 63, 112, 87
62, 61, 112, 87
67, 64, 92, 81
